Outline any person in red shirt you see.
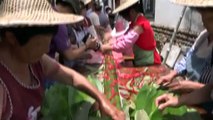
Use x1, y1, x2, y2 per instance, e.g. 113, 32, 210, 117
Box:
101, 0, 161, 66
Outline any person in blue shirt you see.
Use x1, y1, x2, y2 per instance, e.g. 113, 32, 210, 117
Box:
157, 29, 213, 92
156, 0, 213, 112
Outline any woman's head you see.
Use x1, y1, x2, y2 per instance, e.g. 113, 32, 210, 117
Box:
119, 3, 143, 21
56, 0, 76, 14
105, 6, 112, 14
0, 0, 83, 63
80, 1, 87, 16
197, 8, 213, 35
1, 26, 58, 63
171, 0, 213, 36
93, 3, 102, 15
112, 0, 143, 21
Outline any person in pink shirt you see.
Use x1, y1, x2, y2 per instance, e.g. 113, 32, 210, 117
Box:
100, 0, 161, 67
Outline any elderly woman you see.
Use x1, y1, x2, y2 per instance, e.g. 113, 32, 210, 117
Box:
0, 0, 124, 119
156, 0, 213, 111
100, 0, 161, 67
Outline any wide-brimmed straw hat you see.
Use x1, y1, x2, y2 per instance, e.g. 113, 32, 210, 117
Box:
0, 0, 84, 27
113, 0, 138, 14
170, 0, 213, 7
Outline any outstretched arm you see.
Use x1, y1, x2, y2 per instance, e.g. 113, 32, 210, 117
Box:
156, 83, 213, 110
41, 54, 125, 120
101, 25, 143, 53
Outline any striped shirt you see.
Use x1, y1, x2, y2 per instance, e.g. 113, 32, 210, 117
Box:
200, 50, 213, 84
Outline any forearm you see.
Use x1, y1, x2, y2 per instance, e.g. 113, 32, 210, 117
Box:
64, 45, 87, 60
179, 84, 213, 106
76, 52, 91, 59
191, 82, 205, 90
54, 65, 105, 103
168, 70, 178, 78
112, 30, 139, 52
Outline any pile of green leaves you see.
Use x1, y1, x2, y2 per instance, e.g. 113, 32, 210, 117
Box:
41, 83, 94, 120
41, 77, 202, 120
41, 74, 111, 120
127, 84, 202, 120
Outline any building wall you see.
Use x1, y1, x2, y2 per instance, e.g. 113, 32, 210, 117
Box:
154, 0, 204, 33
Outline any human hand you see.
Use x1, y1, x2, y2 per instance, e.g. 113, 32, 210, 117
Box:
155, 94, 180, 110
103, 33, 112, 43
84, 53, 92, 59
100, 43, 113, 53
167, 80, 202, 93
156, 74, 173, 86
96, 98, 125, 120
86, 37, 97, 50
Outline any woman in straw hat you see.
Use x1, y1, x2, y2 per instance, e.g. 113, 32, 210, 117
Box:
0, 0, 125, 119
100, 0, 161, 67
155, 0, 213, 111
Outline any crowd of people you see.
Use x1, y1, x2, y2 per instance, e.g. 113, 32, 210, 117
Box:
0, 0, 212, 119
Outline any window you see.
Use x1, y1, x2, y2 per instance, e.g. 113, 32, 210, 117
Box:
142, 0, 155, 20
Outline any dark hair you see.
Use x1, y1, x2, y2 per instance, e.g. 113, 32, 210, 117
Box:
105, 6, 112, 13
0, 26, 58, 46
79, 1, 86, 11
94, 3, 102, 12
119, 2, 144, 18
56, 1, 76, 14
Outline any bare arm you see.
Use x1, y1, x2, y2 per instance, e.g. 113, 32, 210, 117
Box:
156, 70, 178, 85
63, 45, 88, 60
156, 84, 213, 110
41, 54, 107, 104
179, 83, 213, 105
63, 38, 97, 60
101, 25, 143, 52
41, 54, 125, 119
168, 70, 179, 78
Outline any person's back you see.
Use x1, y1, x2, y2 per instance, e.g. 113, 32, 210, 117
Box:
99, 10, 110, 28
48, 25, 71, 59
88, 11, 100, 27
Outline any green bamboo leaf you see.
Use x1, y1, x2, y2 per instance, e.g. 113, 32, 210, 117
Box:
135, 85, 149, 110
165, 106, 187, 116
144, 88, 158, 115
87, 74, 104, 93
41, 84, 71, 120
134, 109, 150, 120
149, 108, 163, 120
72, 101, 93, 120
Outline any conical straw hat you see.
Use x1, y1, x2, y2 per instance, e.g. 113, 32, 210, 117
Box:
170, 0, 213, 7
0, 0, 84, 27
113, 0, 138, 14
